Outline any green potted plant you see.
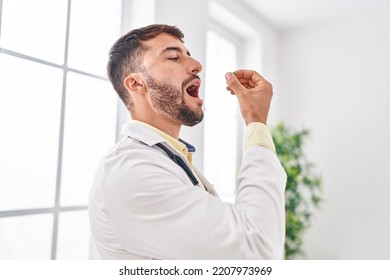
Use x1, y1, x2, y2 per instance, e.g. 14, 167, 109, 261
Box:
271, 123, 323, 259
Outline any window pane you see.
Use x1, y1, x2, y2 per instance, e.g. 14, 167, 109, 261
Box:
60, 73, 117, 206
0, 214, 53, 259
0, 0, 68, 64
0, 55, 62, 211
204, 111, 238, 199
67, 0, 121, 76
204, 30, 240, 202
56, 210, 89, 259
204, 31, 238, 114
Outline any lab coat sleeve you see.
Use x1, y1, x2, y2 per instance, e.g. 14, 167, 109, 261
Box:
97, 139, 286, 260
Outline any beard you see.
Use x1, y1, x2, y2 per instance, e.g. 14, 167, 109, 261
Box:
142, 71, 203, 127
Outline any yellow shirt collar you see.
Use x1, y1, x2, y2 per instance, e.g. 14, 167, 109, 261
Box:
133, 120, 194, 164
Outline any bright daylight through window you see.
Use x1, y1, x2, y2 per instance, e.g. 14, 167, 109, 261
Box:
204, 29, 242, 203
0, 0, 121, 259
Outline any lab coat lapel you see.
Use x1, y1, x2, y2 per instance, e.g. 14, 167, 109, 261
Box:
192, 166, 219, 197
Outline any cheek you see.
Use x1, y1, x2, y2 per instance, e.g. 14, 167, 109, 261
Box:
150, 66, 183, 86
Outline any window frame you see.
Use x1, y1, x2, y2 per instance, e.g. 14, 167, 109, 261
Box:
0, 0, 122, 259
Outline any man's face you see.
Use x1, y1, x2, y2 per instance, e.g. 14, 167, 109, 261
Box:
140, 33, 204, 126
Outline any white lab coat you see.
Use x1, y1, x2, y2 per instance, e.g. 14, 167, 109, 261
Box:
88, 121, 286, 259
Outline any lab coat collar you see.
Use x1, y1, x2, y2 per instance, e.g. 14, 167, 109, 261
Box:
121, 121, 196, 152
121, 121, 166, 147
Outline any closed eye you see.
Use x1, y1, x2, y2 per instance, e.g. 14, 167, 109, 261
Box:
167, 57, 179, 61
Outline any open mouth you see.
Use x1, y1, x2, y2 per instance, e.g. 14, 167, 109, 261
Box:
186, 80, 201, 99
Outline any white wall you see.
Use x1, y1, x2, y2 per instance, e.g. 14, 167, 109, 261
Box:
279, 7, 390, 259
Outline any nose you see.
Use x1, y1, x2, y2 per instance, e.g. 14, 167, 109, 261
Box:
188, 57, 202, 75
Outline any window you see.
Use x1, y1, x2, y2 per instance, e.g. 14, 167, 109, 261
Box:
0, 0, 121, 259
203, 26, 243, 203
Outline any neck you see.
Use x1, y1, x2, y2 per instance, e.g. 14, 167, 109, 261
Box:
130, 96, 182, 139
132, 115, 181, 139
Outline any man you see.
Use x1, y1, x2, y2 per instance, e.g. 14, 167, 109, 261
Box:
89, 24, 286, 259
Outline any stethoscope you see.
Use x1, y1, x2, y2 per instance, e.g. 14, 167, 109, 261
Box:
155, 143, 200, 186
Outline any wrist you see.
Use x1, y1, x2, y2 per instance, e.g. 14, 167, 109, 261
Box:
243, 115, 268, 126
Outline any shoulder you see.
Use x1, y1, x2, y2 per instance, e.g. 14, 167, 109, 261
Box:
103, 137, 173, 176
96, 138, 191, 193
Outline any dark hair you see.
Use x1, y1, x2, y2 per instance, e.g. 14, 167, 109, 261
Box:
107, 24, 184, 111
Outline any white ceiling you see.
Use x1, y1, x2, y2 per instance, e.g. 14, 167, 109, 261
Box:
240, 0, 390, 31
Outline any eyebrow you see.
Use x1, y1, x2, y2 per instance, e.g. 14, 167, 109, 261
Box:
161, 47, 191, 56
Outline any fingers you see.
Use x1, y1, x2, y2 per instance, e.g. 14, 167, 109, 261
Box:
225, 69, 273, 125
233, 69, 265, 88
225, 72, 243, 96
225, 70, 266, 95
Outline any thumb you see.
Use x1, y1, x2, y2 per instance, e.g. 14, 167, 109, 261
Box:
225, 72, 244, 95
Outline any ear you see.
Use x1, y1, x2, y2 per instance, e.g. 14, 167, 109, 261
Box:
123, 73, 147, 94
